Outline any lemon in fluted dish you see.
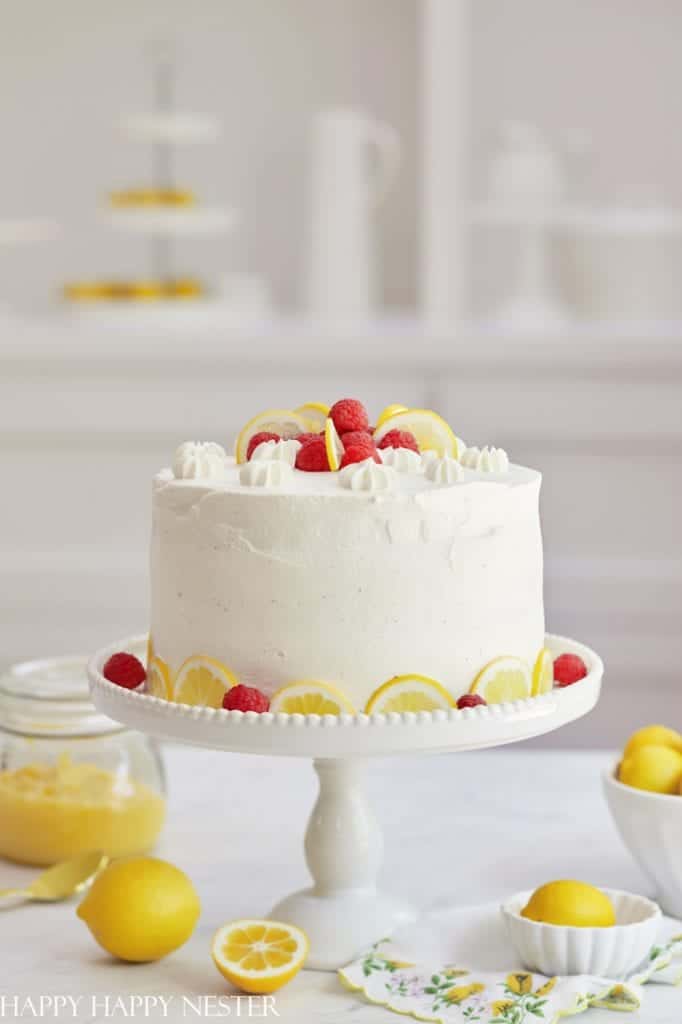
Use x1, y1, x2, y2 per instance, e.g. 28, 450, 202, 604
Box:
531, 648, 554, 697
469, 656, 531, 704
270, 681, 355, 715
365, 674, 453, 714
235, 409, 309, 464
373, 409, 460, 458
212, 919, 308, 994
174, 655, 237, 708
521, 880, 616, 928
77, 857, 200, 961
619, 744, 682, 794
623, 725, 682, 760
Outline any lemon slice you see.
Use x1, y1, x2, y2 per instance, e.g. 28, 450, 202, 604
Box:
235, 408, 309, 464
376, 403, 408, 429
212, 919, 309, 994
147, 655, 174, 701
174, 655, 238, 708
324, 418, 344, 471
365, 674, 453, 714
146, 633, 154, 672
295, 401, 329, 432
531, 647, 554, 697
373, 408, 460, 458
270, 680, 356, 715
469, 656, 531, 704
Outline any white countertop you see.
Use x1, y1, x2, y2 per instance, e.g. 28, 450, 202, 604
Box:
0, 747, 678, 1022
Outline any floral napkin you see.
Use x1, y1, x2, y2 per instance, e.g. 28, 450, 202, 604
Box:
338, 905, 682, 1024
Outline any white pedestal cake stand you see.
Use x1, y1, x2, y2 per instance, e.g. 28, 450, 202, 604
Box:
88, 633, 602, 970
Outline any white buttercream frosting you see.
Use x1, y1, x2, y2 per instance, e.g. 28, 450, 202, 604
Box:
339, 457, 396, 493
250, 438, 302, 466
239, 459, 294, 488
379, 446, 422, 474
151, 453, 544, 711
425, 455, 464, 485
173, 441, 226, 480
460, 445, 510, 473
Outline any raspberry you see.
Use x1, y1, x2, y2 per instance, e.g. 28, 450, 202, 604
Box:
247, 431, 280, 460
103, 652, 146, 690
341, 430, 372, 447
223, 684, 270, 713
295, 437, 330, 472
553, 653, 588, 688
329, 399, 369, 435
457, 693, 487, 709
339, 443, 380, 469
377, 429, 419, 453
295, 433, 320, 446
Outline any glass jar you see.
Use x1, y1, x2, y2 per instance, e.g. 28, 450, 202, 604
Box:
0, 655, 166, 866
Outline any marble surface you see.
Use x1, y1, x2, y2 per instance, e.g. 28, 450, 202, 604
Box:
0, 747, 679, 1022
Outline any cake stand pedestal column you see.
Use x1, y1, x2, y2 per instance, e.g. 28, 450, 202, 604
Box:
271, 758, 415, 970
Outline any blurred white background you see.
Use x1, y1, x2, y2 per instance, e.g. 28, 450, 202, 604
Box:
1, 0, 681, 745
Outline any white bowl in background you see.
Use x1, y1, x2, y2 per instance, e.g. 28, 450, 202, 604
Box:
501, 887, 661, 978
603, 762, 682, 919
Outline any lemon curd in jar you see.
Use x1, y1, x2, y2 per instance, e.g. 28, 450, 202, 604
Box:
0, 655, 166, 866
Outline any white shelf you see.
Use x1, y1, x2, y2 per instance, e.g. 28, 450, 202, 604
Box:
101, 206, 238, 236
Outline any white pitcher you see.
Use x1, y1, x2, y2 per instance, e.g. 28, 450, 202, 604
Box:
305, 108, 400, 319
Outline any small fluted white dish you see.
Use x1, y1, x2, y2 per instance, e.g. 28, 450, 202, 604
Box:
501, 888, 661, 978
603, 761, 682, 919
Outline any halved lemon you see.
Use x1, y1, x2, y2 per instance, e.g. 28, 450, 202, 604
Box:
147, 655, 174, 701
235, 409, 309, 464
373, 408, 460, 458
270, 680, 356, 715
365, 674, 454, 714
469, 656, 531, 704
531, 647, 554, 697
212, 919, 309, 994
324, 418, 345, 471
295, 401, 329, 432
174, 655, 238, 708
376, 403, 408, 429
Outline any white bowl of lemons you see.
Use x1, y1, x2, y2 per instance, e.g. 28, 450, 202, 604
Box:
501, 881, 661, 978
603, 724, 682, 919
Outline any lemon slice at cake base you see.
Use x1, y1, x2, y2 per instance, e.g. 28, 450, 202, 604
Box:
295, 401, 329, 432
174, 655, 238, 708
365, 674, 453, 714
235, 408, 309, 464
373, 408, 460, 458
469, 656, 531, 704
376, 403, 408, 429
212, 919, 308, 994
324, 418, 345, 471
270, 680, 356, 715
147, 655, 174, 701
531, 647, 554, 697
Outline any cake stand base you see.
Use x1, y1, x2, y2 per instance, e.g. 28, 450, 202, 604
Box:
88, 633, 602, 971
269, 758, 415, 970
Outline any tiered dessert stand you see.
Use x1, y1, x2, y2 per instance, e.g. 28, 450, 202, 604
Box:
88, 633, 602, 970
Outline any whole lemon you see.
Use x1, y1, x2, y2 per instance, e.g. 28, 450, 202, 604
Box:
521, 880, 616, 927
623, 725, 682, 760
619, 744, 682, 795
77, 857, 200, 962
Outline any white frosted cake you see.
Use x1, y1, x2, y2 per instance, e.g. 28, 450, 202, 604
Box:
146, 400, 549, 715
